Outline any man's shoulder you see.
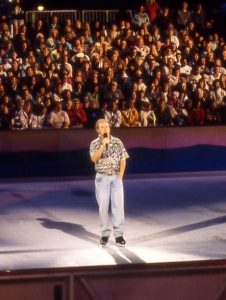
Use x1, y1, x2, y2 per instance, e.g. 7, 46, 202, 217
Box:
111, 136, 123, 144
90, 137, 100, 146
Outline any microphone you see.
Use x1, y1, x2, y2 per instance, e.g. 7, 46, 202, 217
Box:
103, 133, 108, 150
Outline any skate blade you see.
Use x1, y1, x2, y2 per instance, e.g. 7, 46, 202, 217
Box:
116, 243, 126, 248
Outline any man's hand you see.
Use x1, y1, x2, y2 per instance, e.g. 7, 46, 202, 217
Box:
117, 174, 123, 180
102, 137, 110, 147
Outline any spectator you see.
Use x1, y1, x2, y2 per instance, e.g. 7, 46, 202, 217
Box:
177, 2, 191, 28
192, 3, 206, 30
169, 91, 188, 126
209, 80, 226, 107
48, 101, 70, 129
167, 28, 180, 49
11, 0, 25, 36
205, 99, 221, 125
157, 6, 171, 31
146, 0, 161, 23
155, 98, 173, 126
140, 99, 156, 127
120, 101, 140, 127
133, 36, 150, 58
10, 98, 28, 130
188, 99, 205, 126
29, 105, 48, 129
132, 5, 150, 30
33, 19, 46, 40
66, 98, 87, 128
49, 15, 61, 33
102, 80, 124, 106
85, 99, 102, 128
180, 58, 192, 75
209, 64, 224, 85
104, 101, 122, 127
46, 28, 59, 51
84, 83, 100, 108
136, 76, 147, 92
0, 96, 12, 130
221, 48, 226, 68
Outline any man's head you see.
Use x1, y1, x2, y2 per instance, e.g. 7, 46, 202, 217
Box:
96, 119, 110, 137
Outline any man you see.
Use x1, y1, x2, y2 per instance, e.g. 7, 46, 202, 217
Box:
89, 119, 129, 247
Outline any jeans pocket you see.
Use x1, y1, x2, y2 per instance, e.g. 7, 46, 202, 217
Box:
96, 173, 103, 183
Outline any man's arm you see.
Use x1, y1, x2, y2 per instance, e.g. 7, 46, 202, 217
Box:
90, 144, 104, 163
118, 159, 126, 179
90, 137, 109, 163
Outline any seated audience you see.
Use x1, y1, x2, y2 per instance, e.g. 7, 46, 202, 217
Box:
0, 0, 224, 130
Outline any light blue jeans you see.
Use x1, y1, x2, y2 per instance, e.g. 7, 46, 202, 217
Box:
95, 173, 124, 238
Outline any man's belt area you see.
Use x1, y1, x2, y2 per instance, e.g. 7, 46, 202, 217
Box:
98, 171, 118, 176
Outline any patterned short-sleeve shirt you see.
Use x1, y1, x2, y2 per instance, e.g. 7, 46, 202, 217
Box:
90, 135, 129, 175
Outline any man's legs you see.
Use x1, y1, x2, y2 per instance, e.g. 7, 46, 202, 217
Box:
95, 173, 111, 238
111, 176, 125, 238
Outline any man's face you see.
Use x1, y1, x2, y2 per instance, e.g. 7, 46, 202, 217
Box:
97, 121, 110, 137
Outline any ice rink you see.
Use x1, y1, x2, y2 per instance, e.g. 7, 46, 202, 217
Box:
1, 172, 226, 271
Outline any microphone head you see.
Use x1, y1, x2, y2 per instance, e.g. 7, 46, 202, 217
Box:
103, 132, 108, 150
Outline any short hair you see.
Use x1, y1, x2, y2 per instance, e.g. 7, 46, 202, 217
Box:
95, 118, 110, 130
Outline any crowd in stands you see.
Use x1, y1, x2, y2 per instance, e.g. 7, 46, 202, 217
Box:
0, 0, 225, 129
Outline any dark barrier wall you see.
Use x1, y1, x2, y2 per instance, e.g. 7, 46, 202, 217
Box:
1, 260, 226, 300
0, 126, 226, 178
1, 126, 226, 152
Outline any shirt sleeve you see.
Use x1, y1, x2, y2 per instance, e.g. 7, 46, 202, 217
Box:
89, 139, 99, 157
118, 139, 129, 160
